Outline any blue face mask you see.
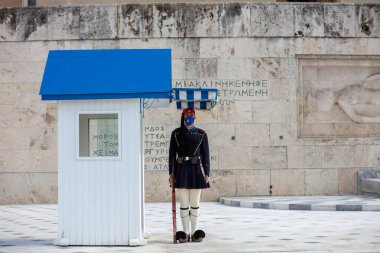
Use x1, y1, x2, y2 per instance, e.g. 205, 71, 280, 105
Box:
184, 116, 195, 126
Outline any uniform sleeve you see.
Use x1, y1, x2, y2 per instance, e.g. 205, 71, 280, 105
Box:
200, 132, 210, 176
168, 131, 177, 175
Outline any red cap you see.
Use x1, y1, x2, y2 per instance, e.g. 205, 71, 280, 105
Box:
182, 108, 195, 114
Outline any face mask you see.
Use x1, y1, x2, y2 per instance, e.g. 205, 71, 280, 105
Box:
184, 116, 195, 126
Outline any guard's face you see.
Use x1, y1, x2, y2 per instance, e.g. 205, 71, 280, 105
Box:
184, 112, 195, 126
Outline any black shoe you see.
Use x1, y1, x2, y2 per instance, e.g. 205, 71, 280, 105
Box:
191, 230, 205, 242
176, 231, 190, 243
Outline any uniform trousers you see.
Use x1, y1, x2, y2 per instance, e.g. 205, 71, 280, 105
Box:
178, 189, 201, 235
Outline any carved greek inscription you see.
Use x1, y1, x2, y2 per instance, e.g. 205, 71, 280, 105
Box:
174, 79, 269, 106
144, 125, 169, 170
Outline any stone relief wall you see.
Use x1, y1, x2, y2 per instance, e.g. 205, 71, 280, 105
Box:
0, 3, 380, 204
299, 56, 380, 137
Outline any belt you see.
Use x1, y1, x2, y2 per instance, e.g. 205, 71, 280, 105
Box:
177, 156, 200, 164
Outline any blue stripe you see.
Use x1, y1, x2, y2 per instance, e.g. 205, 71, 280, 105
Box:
201, 91, 208, 100
188, 101, 194, 109
187, 90, 194, 100
200, 101, 206, 109
175, 90, 180, 100
176, 101, 182, 109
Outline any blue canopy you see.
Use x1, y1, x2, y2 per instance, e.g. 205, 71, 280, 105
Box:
39, 49, 172, 100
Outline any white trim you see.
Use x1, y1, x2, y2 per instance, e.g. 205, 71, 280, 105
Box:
76, 110, 122, 161
22, 0, 28, 7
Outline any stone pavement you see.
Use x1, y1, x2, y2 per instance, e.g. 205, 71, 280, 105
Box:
220, 195, 380, 211
0, 201, 380, 253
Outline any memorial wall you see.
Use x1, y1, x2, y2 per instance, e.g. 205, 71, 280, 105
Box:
0, 2, 380, 203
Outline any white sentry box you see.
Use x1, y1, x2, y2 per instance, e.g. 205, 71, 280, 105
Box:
55, 99, 146, 246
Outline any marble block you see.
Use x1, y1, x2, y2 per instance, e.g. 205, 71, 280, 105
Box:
47, 6, 80, 40
29, 172, 57, 203
235, 123, 270, 146
250, 4, 294, 37
287, 146, 322, 169
252, 146, 287, 169
236, 169, 270, 196
13, 150, 46, 173
0, 150, 13, 173
219, 3, 250, 37
79, 5, 117, 39
0, 63, 13, 83
354, 145, 380, 167
271, 169, 305, 195
294, 4, 324, 37
152, 3, 184, 38
321, 145, 354, 168
0, 8, 17, 41
16, 8, 48, 41
324, 4, 355, 37
181, 3, 220, 38
252, 100, 287, 124
144, 170, 171, 202
183, 58, 217, 79
118, 4, 153, 38
200, 38, 234, 58
217, 58, 252, 79
219, 146, 253, 170
305, 168, 338, 195
355, 4, 380, 37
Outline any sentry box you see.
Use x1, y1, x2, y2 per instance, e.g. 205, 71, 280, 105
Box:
39, 49, 172, 246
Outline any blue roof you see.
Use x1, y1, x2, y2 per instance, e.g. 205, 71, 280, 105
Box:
39, 49, 172, 100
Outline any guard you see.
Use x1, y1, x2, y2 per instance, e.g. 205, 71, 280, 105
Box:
169, 108, 210, 243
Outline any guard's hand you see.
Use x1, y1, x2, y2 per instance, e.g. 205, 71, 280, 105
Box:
169, 175, 174, 187
205, 175, 209, 184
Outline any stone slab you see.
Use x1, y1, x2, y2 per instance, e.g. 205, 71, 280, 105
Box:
79, 5, 117, 39
252, 146, 287, 169
152, 3, 184, 38
294, 4, 324, 37
324, 5, 356, 37
16, 8, 48, 41
0, 150, 13, 173
235, 123, 270, 146
0, 8, 17, 41
218, 147, 253, 170
235, 169, 270, 196
183, 58, 217, 79
321, 146, 355, 168
47, 6, 80, 40
118, 4, 153, 39
271, 169, 305, 195
250, 4, 294, 37
287, 146, 321, 169
219, 3, 250, 37
355, 4, 380, 37
13, 150, 46, 173
305, 168, 339, 195
181, 3, 220, 38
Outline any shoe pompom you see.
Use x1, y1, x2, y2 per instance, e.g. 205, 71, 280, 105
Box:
193, 230, 205, 240
176, 231, 187, 240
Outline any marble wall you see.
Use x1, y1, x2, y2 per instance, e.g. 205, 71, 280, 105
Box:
1, 3, 380, 204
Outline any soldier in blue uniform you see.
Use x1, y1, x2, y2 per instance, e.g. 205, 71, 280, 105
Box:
168, 108, 210, 243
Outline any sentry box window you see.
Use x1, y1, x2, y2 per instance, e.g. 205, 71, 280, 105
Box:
78, 113, 120, 158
